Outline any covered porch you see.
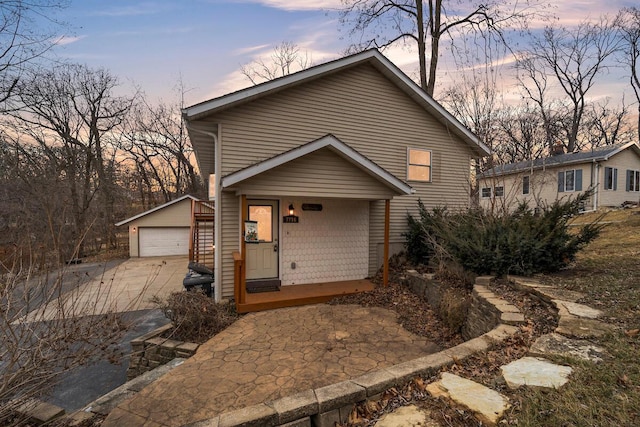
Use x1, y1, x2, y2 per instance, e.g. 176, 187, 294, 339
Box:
222, 135, 412, 313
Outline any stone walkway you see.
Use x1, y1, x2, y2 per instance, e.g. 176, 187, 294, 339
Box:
418, 276, 614, 426
102, 304, 440, 427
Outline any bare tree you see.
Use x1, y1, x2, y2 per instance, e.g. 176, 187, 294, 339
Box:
240, 41, 311, 85
339, 0, 545, 95
617, 7, 640, 139
0, 0, 69, 106
581, 101, 635, 148
517, 19, 620, 153
7, 64, 135, 258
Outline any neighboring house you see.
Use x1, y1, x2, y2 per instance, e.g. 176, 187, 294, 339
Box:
478, 142, 640, 211
183, 49, 489, 311
116, 195, 202, 258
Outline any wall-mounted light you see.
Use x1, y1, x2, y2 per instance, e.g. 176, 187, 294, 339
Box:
288, 204, 295, 216
284, 204, 299, 223
132, 226, 137, 233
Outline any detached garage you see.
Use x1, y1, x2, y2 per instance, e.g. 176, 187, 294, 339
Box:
116, 195, 197, 258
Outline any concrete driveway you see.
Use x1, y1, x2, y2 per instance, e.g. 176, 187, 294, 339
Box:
20, 256, 188, 322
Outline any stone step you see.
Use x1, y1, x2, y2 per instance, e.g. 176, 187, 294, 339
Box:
375, 405, 439, 427
501, 356, 572, 390
426, 372, 509, 426
530, 333, 605, 362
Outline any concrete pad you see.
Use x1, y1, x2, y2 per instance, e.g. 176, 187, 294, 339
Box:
426, 373, 509, 426
501, 357, 572, 389
553, 300, 603, 319
19, 256, 187, 322
376, 405, 438, 427
17, 400, 65, 424
529, 333, 605, 363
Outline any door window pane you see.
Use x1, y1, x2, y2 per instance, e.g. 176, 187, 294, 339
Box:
249, 205, 272, 242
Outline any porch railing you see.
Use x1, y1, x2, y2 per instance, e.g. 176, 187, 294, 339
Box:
189, 200, 215, 269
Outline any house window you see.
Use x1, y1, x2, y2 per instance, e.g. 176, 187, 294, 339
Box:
627, 170, 640, 192
407, 148, 432, 182
481, 187, 491, 198
558, 169, 583, 192
604, 167, 617, 191
495, 186, 504, 197
522, 176, 530, 195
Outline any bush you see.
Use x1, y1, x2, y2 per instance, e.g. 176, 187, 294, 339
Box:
154, 291, 239, 343
405, 193, 605, 277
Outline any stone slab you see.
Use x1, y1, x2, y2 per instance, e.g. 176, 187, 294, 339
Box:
314, 381, 366, 413
18, 400, 65, 423
426, 372, 509, 426
376, 405, 438, 427
352, 369, 397, 397
556, 316, 616, 339
529, 333, 605, 362
553, 300, 603, 319
501, 357, 572, 389
267, 389, 317, 424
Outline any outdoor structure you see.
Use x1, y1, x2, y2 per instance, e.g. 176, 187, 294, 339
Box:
116, 195, 200, 258
478, 142, 640, 212
183, 49, 489, 312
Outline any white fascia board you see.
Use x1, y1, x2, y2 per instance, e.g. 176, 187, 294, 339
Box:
115, 194, 198, 226
221, 134, 412, 195
602, 141, 640, 161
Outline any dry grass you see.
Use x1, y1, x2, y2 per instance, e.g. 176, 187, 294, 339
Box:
512, 208, 640, 426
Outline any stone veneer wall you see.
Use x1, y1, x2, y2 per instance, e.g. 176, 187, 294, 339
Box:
127, 324, 200, 381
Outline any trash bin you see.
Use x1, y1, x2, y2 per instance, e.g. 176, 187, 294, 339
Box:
183, 263, 214, 297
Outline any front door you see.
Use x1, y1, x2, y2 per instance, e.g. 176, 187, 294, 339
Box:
245, 200, 279, 280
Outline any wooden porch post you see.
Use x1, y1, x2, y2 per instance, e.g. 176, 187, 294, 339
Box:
383, 199, 390, 287
239, 194, 247, 304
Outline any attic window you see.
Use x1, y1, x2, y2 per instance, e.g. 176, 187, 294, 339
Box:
407, 148, 432, 182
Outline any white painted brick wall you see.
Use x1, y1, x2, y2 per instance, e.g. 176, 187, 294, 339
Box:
280, 198, 369, 285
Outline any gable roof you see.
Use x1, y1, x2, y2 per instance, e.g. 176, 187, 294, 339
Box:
222, 134, 413, 196
115, 194, 199, 226
183, 49, 490, 158
479, 142, 640, 179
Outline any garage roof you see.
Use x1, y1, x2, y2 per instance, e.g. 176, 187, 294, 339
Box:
115, 195, 200, 226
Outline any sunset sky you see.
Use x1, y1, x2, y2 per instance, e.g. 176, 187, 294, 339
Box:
52, 0, 638, 107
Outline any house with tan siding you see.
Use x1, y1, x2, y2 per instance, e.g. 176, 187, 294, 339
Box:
183, 49, 489, 312
478, 142, 640, 212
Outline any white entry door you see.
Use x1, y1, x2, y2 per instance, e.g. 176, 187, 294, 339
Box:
245, 200, 279, 279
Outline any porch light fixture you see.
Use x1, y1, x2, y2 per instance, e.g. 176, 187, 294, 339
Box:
288, 204, 295, 215
284, 204, 299, 223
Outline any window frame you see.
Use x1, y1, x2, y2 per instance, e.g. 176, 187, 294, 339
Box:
494, 186, 504, 198
522, 175, 530, 195
558, 169, 583, 193
628, 169, 640, 192
481, 187, 492, 198
604, 167, 617, 191
406, 147, 432, 182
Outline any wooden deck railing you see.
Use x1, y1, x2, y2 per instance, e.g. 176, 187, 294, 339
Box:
190, 200, 215, 269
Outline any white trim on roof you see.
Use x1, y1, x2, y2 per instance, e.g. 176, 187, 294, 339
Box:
183, 49, 490, 157
221, 134, 413, 196
602, 141, 640, 160
115, 195, 200, 226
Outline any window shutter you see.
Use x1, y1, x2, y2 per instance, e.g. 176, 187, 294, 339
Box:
627, 170, 633, 192
575, 169, 582, 191
558, 171, 565, 192
613, 168, 618, 191
604, 167, 611, 189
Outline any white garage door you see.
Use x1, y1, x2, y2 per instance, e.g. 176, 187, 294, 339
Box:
139, 227, 190, 257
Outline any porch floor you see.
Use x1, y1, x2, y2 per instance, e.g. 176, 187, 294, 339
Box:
237, 279, 375, 313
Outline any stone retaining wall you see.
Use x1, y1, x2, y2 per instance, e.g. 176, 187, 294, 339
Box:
187, 274, 526, 427
127, 324, 200, 381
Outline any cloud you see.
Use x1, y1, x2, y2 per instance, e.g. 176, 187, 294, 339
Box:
235, 0, 343, 11
53, 35, 85, 46
110, 27, 194, 37
233, 44, 271, 56
90, 2, 169, 17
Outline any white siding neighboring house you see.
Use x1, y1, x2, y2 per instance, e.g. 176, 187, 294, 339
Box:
183, 49, 490, 305
478, 142, 640, 212
116, 195, 198, 257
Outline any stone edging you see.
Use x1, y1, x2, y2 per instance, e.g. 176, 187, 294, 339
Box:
183, 274, 526, 427
127, 324, 200, 380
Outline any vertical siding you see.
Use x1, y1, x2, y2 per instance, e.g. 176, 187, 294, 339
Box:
212, 64, 476, 296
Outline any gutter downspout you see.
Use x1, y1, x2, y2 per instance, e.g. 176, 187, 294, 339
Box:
185, 124, 222, 302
